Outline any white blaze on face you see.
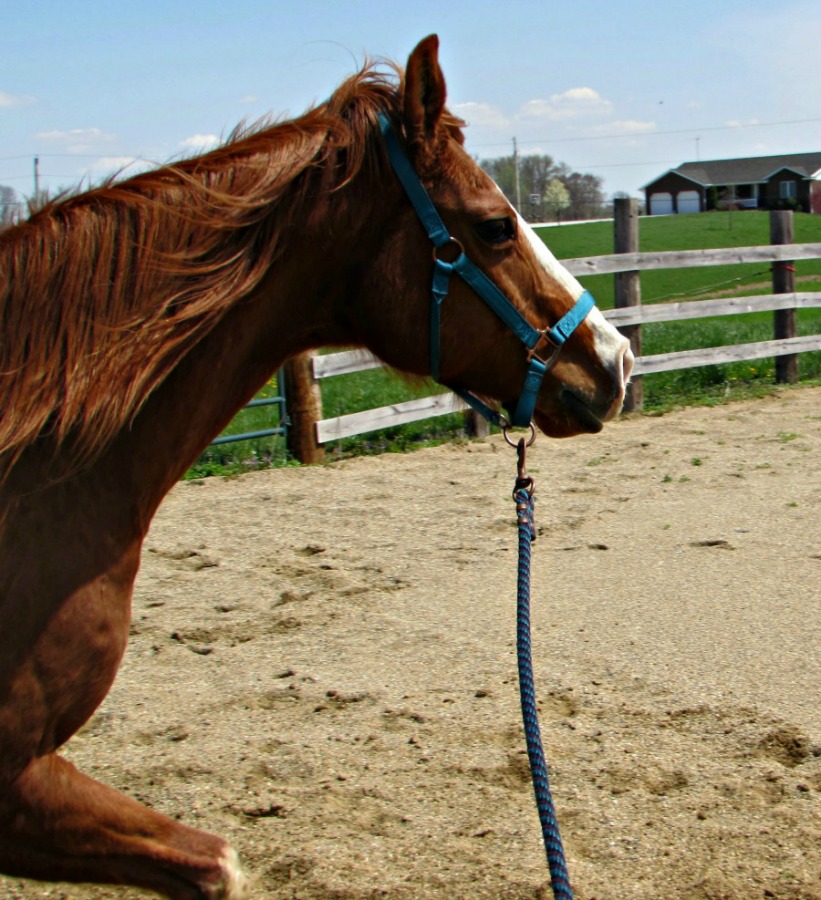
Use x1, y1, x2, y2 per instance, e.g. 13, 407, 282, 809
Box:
516, 211, 584, 300
517, 212, 632, 409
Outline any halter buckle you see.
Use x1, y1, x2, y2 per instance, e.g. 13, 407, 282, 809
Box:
527, 330, 562, 371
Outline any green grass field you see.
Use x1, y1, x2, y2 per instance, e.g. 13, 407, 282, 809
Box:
189, 211, 821, 477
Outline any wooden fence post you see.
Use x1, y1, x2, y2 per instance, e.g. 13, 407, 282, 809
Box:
284, 352, 325, 464
770, 210, 798, 384
614, 197, 643, 410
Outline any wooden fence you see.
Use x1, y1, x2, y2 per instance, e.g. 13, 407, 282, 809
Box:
279, 205, 820, 463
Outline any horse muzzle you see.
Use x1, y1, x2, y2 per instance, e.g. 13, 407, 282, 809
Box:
533, 336, 634, 437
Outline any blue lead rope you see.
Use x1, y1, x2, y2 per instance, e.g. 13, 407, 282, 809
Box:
378, 111, 575, 892
514, 457, 574, 900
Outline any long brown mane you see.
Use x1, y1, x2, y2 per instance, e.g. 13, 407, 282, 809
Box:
0, 61, 411, 486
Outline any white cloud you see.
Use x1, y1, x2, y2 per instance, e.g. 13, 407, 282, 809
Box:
85, 156, 156, 181
36, 127, 116, 154
518, 87, 613, 121
724, 118, 761, 128
452, 101, 509, 130
179, 133, 221, 152
0, 90, 35, 107
589, 119, 657, 137
91, 155, 141, 170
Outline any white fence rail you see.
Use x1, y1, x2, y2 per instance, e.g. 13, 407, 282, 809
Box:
258, 212, 820, 461
309, 240, 821, 444
563, 243, 821, 277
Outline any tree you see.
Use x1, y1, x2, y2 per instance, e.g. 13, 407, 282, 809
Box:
563, 172, 607, 220
543, 179, 571, 222
520, 155, 568, 200
0, 185, 20, 230
479, 153, 606, 221
480, 153, 564, 216
479, 155, 520, 202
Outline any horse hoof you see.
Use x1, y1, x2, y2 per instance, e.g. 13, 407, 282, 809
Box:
207, 847, 250, 899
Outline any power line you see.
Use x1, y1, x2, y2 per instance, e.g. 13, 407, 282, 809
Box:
3, 113, 819, 190
575, 159, 681, 170
6, 113, 819, 164
0, 152, 126, 161
467, 115, 821, 150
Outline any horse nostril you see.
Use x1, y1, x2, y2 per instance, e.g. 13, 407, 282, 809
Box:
604, 340, 634, 421
621, 343, 635, 385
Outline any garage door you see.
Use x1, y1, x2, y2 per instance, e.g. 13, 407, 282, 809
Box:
649, 192, 673, 215
677, 190, 700, 213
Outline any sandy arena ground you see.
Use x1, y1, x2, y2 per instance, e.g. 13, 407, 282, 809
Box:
3, 386, 819, 899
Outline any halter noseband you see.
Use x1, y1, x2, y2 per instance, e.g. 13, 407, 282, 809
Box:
378, 112, 596, 429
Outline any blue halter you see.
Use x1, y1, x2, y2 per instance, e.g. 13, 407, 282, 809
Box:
378, 112, 595, 428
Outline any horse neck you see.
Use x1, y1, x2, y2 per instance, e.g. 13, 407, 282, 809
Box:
4, 132, 400, 533
118, 189, 388, 522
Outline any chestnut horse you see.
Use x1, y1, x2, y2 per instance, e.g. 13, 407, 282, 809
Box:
0, 36, 631, 898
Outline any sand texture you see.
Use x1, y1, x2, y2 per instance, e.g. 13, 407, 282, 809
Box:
3, 387, 819, 899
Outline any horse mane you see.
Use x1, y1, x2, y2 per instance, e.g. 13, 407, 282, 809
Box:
0, 58, 449, 487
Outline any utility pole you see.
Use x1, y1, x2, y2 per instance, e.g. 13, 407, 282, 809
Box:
33, 156, 40, 207
512, 137, 521, 213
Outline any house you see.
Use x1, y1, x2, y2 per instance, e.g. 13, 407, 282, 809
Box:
642, 152, 821, 215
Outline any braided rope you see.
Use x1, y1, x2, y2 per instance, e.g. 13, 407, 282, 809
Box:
514, 485, 574, 900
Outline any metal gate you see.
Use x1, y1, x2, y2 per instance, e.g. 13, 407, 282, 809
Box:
209, 371, 289, 446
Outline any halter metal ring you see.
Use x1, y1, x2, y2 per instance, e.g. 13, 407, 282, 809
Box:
433, 237, 464, 264
503, 421, 536, 448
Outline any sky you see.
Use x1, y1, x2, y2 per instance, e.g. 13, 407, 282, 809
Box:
2, 0, 820, 206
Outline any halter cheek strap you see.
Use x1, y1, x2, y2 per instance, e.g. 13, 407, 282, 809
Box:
378, 113, 596, 428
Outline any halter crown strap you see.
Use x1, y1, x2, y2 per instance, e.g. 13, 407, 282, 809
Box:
378, 112, 595, 428
379, 116, 451, 248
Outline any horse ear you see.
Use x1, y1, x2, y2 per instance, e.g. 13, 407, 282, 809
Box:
403, 35, 446, 155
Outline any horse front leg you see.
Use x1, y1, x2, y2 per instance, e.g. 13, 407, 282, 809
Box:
0, 533, 250, 899
0, 752, 249, 899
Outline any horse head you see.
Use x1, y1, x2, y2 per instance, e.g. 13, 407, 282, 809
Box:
358, 35, 633, 438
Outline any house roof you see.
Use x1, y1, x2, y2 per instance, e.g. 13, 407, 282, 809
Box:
643, 152, 821, 190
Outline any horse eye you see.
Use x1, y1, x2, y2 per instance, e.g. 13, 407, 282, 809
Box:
474, 217, 515, 246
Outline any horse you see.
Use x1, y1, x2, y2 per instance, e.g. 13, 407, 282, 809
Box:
0, 35, 632, 898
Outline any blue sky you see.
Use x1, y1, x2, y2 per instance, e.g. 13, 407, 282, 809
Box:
2, 0, 819, 203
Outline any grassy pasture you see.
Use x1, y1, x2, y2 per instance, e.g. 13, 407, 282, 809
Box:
542, 211, 821, 412
189, 211, 821, 476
